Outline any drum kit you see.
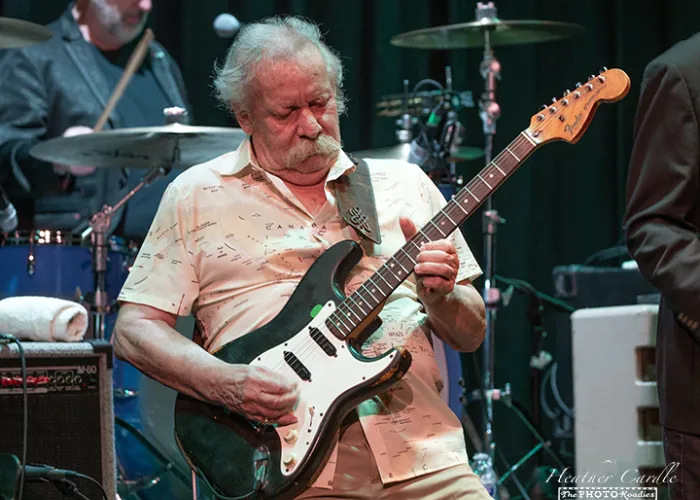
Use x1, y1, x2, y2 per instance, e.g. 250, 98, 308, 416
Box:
0, 3, 583, 498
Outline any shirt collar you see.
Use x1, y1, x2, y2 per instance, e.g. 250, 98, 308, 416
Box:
219, 136, 356, 182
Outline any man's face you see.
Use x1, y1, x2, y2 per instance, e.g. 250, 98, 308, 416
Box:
91, 0, 151, 45
237, 46, 342, 186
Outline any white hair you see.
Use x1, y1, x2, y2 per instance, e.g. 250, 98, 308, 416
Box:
213, 16, 347, 115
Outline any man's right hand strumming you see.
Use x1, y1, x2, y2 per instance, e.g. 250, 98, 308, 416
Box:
217, 365, 299, 426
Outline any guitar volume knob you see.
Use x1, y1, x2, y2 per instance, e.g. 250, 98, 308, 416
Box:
283, 453, 297, 466
284, 429, 298, 444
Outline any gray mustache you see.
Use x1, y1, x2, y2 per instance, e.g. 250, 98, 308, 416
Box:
285, 135, 342, 167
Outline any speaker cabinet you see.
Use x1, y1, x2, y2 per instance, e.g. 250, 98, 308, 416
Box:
572, 304, 664, 489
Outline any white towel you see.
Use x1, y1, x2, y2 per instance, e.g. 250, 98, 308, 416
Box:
0, 296, 89, 342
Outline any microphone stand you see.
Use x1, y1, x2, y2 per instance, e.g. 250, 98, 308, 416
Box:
462, 275, 571, 497
82, 157, 176, 339
81, 107, 189, 340
476, 1, 504, 469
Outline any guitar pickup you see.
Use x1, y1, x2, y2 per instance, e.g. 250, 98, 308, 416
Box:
284, 351, 311, 381
309, 327, 337, 356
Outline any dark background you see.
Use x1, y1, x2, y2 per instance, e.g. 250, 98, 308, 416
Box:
2, 0, 698, 494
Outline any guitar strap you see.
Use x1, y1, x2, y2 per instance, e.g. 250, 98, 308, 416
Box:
334, 154, 382, 245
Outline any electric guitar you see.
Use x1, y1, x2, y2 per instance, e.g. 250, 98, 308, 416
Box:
173, 68, 631, 500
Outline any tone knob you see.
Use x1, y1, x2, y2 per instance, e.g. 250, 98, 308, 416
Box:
283, 453, 297, 466
284, 430, 298, 444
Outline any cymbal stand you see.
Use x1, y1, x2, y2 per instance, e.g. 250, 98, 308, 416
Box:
82, 148, 178, 339
476, 1, 505, 468
395, 79, 415, 145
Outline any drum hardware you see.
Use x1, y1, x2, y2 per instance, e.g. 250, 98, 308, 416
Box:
394, 79, 419, 144
114, 416, 193, 499
356, 66, 485, 197
28, 120, 247, 339
0, 17, 52, 49
82, 162, 172, 340
375, 82, 474, 119
391, 2, 584, 496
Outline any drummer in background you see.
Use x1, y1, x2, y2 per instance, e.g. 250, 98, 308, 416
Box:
0, 0, 191, 240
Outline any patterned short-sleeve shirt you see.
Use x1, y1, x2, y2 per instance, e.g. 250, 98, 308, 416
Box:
118, 138, 483, 487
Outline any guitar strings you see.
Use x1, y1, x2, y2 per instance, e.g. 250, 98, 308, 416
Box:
263, 134, 532, 380
265, 134, 531, 377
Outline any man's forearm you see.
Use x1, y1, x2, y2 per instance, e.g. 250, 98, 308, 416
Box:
424, 283, 486, 352
113, 308, 238, 407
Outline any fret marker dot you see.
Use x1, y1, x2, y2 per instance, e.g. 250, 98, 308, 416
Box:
372, 288, 377, 293
489, 173, 494, 178
390, 263, 394, 268
398, 270, 403, 275
440, 221, 445, 225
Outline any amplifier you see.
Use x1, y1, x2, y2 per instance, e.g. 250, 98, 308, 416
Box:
0, 341, 116, 500
572, 305, 665, 491
547, 264, 658, 412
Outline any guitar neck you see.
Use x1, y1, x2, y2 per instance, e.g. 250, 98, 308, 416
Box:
324, 131, 539, 340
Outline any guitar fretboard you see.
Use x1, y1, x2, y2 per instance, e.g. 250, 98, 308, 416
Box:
325, 131, 539, 340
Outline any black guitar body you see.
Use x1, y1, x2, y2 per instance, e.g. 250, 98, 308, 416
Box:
173, 240, 412, 499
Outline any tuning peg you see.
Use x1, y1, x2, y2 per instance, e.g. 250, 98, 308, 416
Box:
563, 89, 571, 96
599, 66, 608, 74
575, 82, 582, 88
540, 104, 548, 110
587, 74, 596, 82
551, 97, 557, 103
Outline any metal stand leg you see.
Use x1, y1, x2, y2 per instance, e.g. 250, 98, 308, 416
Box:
82, 162, 174, 339
477, 1, 503, 469
191, 470, 198, 500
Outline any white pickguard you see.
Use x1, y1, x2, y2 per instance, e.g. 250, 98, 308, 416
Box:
249, 301, 395, 476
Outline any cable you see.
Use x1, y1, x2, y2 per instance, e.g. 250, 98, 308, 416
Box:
411, 78, 444, 99
582, 244, 630, 266
0, 333, 27, 500
43, 478, 91, 500
539, 365, 558, 420
550, 363, 574, 418
74, 473, 108, 500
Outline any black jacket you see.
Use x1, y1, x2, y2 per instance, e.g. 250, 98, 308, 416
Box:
624, 32, 700, 435
0, 7, 190, 234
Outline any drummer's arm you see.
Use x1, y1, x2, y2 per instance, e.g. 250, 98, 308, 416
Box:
113, 303, 238, 405
0, 50, 67, 195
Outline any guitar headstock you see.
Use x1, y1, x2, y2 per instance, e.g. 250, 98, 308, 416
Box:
526, 67, 630, 145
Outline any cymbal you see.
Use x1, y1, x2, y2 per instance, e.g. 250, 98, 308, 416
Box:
391, 19, 584, 50
352, 144, 484, 163
30, 123, 248, 169
0, 17, 52, 49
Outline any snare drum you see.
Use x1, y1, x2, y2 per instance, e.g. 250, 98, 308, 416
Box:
0, 229, 137, 302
